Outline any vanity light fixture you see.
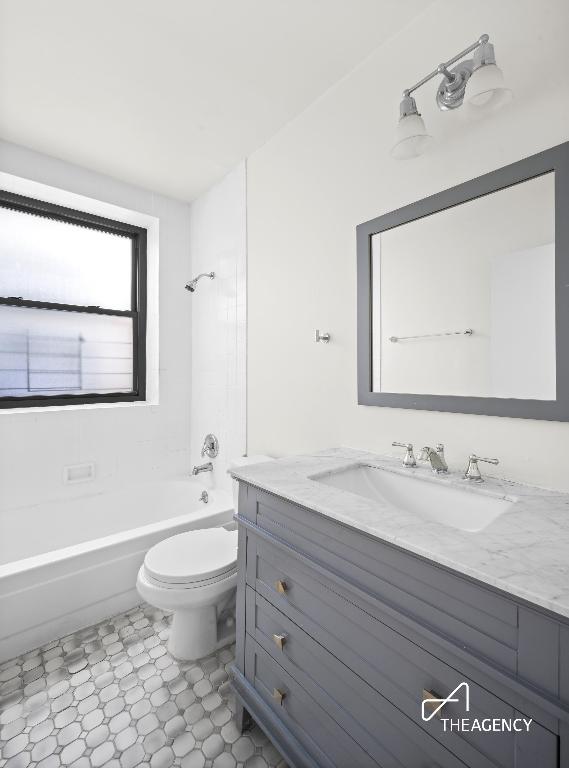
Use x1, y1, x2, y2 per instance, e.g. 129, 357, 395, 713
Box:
391, 34, 512, 159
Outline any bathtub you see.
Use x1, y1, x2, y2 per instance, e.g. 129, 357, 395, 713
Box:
0, 477, 233, 663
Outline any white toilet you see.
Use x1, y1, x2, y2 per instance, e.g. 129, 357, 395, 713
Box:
137, 527, 238, 660
136, 455, 272, 660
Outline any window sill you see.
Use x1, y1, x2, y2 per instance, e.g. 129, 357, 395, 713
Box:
0, 399, 159, 415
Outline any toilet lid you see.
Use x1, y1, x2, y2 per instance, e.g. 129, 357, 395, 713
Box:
144, 528, 238, 585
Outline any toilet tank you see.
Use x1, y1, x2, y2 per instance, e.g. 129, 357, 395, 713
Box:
228, 455, 273, 512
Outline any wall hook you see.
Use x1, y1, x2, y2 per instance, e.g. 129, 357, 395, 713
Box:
315, 330, 331, 344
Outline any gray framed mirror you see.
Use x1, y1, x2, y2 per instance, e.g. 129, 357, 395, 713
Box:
357, 141, 569, 420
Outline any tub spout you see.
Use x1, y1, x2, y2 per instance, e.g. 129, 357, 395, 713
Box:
192, 462, 213, 475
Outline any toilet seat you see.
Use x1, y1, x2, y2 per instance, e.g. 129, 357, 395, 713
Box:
143, 565, 237, 590
143, 528, 238, 586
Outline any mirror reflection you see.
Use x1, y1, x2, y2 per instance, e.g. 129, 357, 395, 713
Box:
371, 172, 555, 400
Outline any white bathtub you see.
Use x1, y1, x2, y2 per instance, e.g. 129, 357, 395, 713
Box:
0, 477, 233, 663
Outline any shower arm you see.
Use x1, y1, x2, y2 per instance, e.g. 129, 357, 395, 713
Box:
185, 271, 215, 291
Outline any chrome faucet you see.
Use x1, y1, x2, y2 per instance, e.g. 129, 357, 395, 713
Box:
418, 445, 448, 474
463, 454, 499, 482
392, 442, 416, 467
201, 433, 219, 458
435, 443, 447, 471
192, 461, 213, 475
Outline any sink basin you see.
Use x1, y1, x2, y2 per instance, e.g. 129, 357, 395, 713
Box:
313, 464, 516, 533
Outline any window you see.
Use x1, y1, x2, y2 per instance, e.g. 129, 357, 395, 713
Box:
0, 190, 147, 408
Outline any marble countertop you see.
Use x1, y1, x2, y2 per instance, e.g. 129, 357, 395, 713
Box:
230, 447, 569, 619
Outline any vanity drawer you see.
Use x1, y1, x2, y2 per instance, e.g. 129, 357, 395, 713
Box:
244, 637, 375, 768
242, 485, 518, 672
247, 588, 469, 768
245, 532, 559, 768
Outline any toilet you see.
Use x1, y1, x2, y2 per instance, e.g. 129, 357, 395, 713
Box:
137, 527, 238, 660
136, 455, 272, 660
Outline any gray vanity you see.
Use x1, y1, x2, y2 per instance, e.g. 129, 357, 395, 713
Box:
229, 449, 569, 768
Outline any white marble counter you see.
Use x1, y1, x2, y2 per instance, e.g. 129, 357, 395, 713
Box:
230, 447, 569, 619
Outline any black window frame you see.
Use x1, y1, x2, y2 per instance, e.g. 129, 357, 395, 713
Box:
0, 189, 147, 409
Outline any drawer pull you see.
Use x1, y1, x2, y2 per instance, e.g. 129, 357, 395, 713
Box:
422, 689, 444, 719
275, 579, 288, 594
272, 633, 287, 651
272, 688, 286, 705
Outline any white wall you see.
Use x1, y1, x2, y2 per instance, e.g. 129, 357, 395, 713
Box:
189, 164, 247, 491
247, 0, 569, 491
491, 243, 556, 400
0, 141, 192, 513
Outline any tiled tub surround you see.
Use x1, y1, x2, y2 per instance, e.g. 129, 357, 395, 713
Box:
0, 480, 233, 664
0, 604, 285, 768
229, 447, 569, 618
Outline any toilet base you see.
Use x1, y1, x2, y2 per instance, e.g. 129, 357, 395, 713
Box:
136, 559, 237, 662
167, 607, 236, 661
168, 605, 217, 660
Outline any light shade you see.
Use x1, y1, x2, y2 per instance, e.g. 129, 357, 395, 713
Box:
466, 63, 513, 112
390, 114, 433, 160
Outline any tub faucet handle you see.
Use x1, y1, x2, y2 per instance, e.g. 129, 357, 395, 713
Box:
201, 433, 219, 458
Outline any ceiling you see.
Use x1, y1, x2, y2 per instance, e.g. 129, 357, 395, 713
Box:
0, 1, 430, 201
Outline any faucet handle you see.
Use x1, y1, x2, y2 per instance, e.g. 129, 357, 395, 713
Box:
392, 441, 416, 468
201, 433, 219, 458
463, 454, 499, 482
473, 454, 499, 465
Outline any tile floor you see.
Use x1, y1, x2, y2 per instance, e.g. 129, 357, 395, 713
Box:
0, 604, 286, 768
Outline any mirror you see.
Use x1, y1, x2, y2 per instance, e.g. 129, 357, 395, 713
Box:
371, 173, 555, 400
357, 142, 569, 420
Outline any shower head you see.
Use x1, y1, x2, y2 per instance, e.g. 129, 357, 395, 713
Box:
185, 271, 215, 292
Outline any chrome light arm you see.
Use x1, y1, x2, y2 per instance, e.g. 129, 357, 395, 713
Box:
404, 34, 489, 97
398, 34, 497, 116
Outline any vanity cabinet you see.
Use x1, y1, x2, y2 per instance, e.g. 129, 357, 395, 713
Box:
230, 483, 569, 768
